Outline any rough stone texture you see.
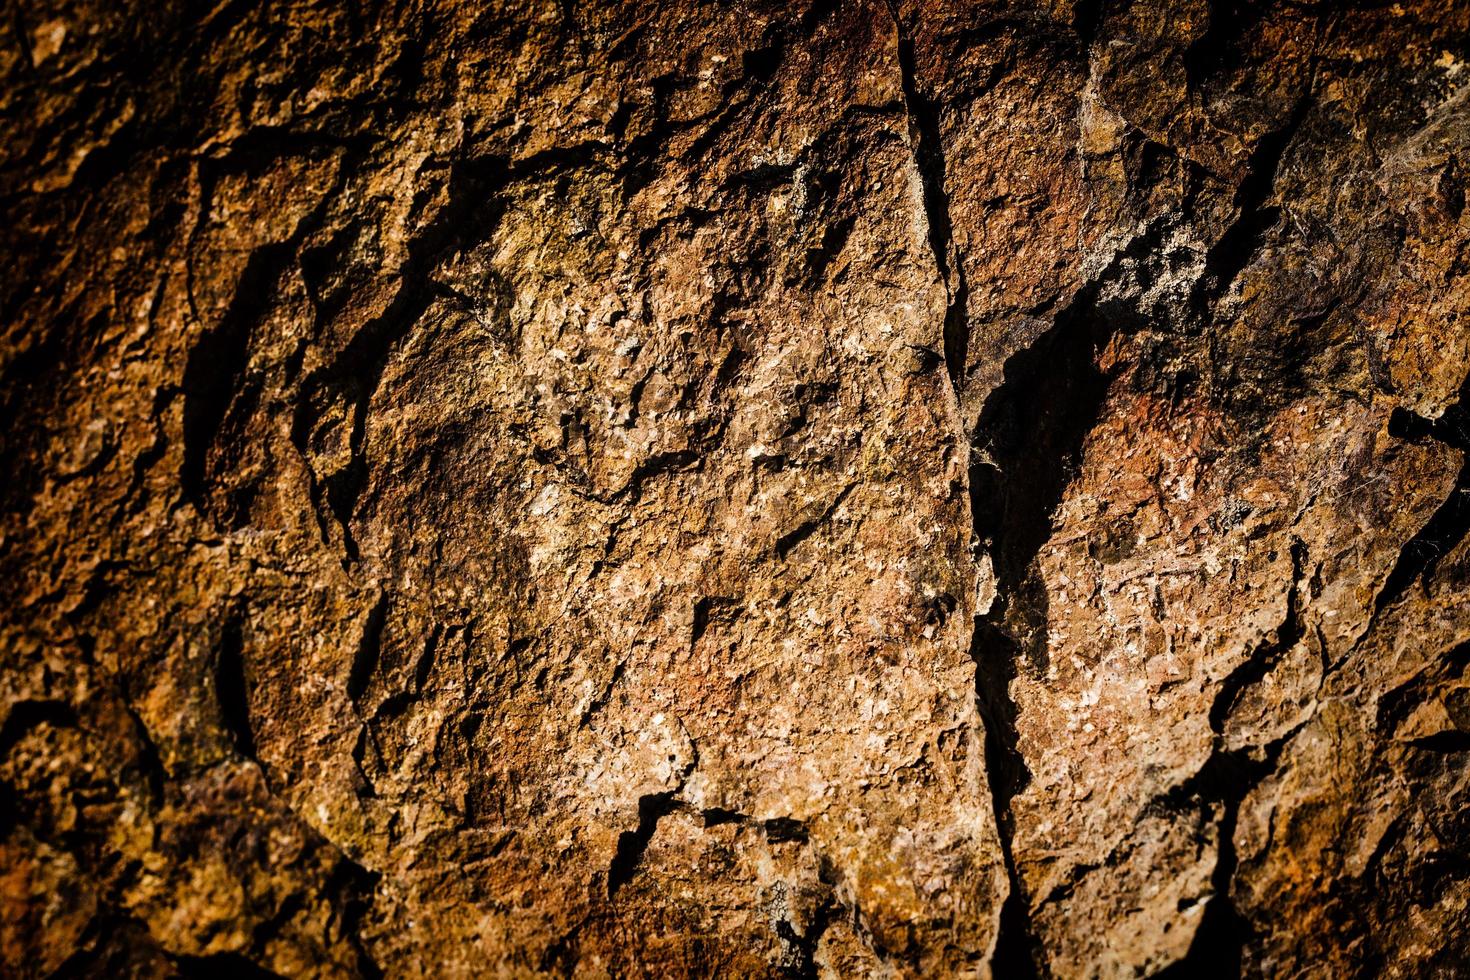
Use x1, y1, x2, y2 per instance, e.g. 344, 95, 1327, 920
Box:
2, 0, 1469, 976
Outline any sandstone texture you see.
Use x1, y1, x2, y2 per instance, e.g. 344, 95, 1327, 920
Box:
3, 0, 1470, 976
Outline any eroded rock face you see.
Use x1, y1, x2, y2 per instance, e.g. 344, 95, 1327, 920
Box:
2, 1, 1468, 976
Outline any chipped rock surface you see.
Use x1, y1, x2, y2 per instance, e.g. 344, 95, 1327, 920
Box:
2, 1, 1469, 976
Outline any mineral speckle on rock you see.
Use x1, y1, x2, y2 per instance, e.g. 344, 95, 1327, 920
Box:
2, 1, 1469, 976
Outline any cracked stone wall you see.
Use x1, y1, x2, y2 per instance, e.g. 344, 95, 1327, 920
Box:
2, 0, 1469, 976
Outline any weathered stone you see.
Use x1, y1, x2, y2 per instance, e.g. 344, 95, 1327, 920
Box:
2, 1, 1468, 976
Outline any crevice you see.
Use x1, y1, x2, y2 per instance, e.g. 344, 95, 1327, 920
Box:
606, 790, 680, 898
412, 625, 440, 695
800, 0, 843, 32
123, 387, 178, 516
777, 895, 836, 980
890, 23, 1072, 964
539, 917, 587, 975
1071, 0, 1106, 48
214, 615, 256, 761
961, 212, 1181, 974
180, 240, 293, 509
0, 699, 78, 757
674, 30, 790, 172
346, 591, 390, 704
763, 816, 810, 844
1152, 758, 1264, 980
603, 782, 812, 899
695, 804, 813, 848
1151, 722, 1305, 980
350, 724, 378, 800
326, 853, 384, 980
1375, 381, 1470, 611
701, 806, 747, 827
1402, 730, 1470, 753
968, 265, 1126, 976
1153, 542, 1318, 976
774, 483, 854, 559
578, 661, 624, 729
891, 3, 970, 397
250, 894, 306, 953
803, 214, 857, 286
1209, 538, 1307, 733
1375, 639, 1470, 736
125, 703, 168, 805
173, 951, 283, 979
183, 154, 349, 522
1184, 0, 1265, 94
1190, 95, 1311, 315
1156, 632, 1325, 976
603, 448, 702, 505
322, 447, 368, 564
691, 596, 738, 648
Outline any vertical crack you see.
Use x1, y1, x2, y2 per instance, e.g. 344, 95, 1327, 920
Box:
776, 895, 836, 980
1376, 379, 1470, 610
887, 7, 1314, 974
346, 591, 390, 704
1072, 0, 1106, 48
890, 7, 1115, 974
606, 756, 696, 898
180, 240, 293, 510
1152, 748, 1269, 980
184, 152, 355, 526
606, 791, 679, 898
968, 278, 1118, 978
1153, 719, 1309, 980
1157, 541, 1311, 977
1190, 96, 1312, 316
891, 3, 970, 397
1209, 538, 1307, 732
214, 614, 257, 762
326, 853, 384, 980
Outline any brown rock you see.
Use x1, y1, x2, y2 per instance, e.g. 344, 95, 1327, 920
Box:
2, 0, 1468, 976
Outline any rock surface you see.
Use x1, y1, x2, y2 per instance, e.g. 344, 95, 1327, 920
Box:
3, 0, 1469, 976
